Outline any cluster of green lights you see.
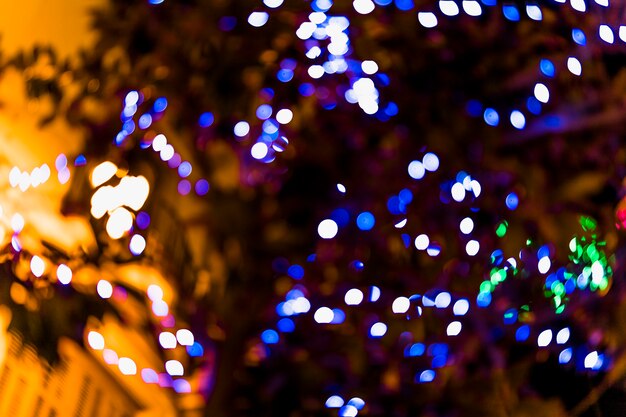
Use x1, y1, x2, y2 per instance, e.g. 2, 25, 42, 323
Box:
547, 278, 569, 314
568, 217, 612, 293
476, 249, 519, 307
485, 265, 516, 291
478, 216, 612, 317
544, 216, 612, 314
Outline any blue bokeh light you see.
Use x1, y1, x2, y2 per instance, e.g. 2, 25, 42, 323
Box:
505, 192, 519, 210
526, 97, 542, 115
256, 104, 273, 120
572, 28, 586, 45
395, 0, 414, 10
477, 292, 492, 307
539, 59, 555, 77
418, 370, 435, 383
277, 318, 296, 332
288, 264, 305, 279
195, 179, 210, 196
277, 69, 294, 82
356, 212, 375, 230
484, 108, 499, 126
261, 329, 279, 344
178, 161, 192, 178
515, 325, 530, 342
138, 114, 152, 129
153, 97, 168, 112
199, 112, 215, 127
186, 342, 204, 357
502, 4, 520, 21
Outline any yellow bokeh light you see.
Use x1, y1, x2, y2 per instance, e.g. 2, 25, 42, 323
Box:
10, 282, 27, 305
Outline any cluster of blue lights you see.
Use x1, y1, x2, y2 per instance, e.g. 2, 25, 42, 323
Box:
157, 0, 619, 403
117, 91, 168, 146
325, 395, 366, 417
232, 98, 294, 163
117, 92, 212, 197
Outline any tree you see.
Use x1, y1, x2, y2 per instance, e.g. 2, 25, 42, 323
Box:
2, 0, 626, 416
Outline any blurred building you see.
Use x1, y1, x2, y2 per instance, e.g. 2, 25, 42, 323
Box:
0, 328, 139, 417
0, 54, 208, 414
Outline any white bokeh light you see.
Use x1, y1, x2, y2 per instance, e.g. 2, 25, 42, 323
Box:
165, 360, 184, 376
465, 240, 480, 256
361, 60, 379, 75
395, 219, 407, 228
118, 357, 137, 375
392, 297, 410, 314
353, 0, 375, 14
408, 160, 425, 179
308, 65, 325, 79
88, 331, 105, 350
106, 207, 133, 239
159, 332, 177, 349
147, 284, 163, 301
345, 288, 364, 306
152, 134, 167, 151
30, 256, 45, 277
435, 292, 451, 308
176, 329, 195, 346
446, 321, 462, 336
418, 12, 438, 28
620, 26, 626, 42
510, 110, 526, 129
556, 328, 570, 344
538, 257, 551, 274
534, 83, 549, 103
234, 121, 250, 137
129, 234, 146, 255
584, 351, 601, 369
459, 217, 474, 234
414, 234, 429, 250
440, 0, 460, 16
570, 0, 586, 12
526, 4, 542, 20
422, 153, 439, 172
586, 351, 598, 369
314, 307, 334, 323
248, 12, 269, 27
462, 0, 482, 16
568, 57, 582, 76
251, 143, 269, 160
263, 0, 284, 7
160, 144, 174, 161
599, 25, 614, 43
56, 264, 72, 285
451, 182, 466, 202
97, 279, 113, 299
453, 299, 469, 316
11, 214, 24, 233
276, 109, 293, 124
91, 161, 118, 188
318, 219, 339, 239
370, 322, 387, 337
538, 329, 552, 347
